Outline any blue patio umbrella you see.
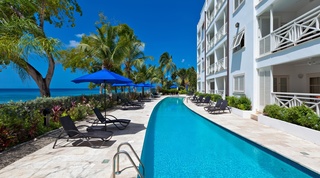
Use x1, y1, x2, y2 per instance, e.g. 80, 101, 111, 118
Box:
135, 83, 153, 96
170, 84, 178, 89
112, 83, 136, 87
112, 82, 136, 93
72, 69, 132, 84
72, 68, 132, 116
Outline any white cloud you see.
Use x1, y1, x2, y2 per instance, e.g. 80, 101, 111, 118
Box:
139, 42, 145, 51
181, 59, 185, 63
67, 40, 80, 48
75, 33, 85, 38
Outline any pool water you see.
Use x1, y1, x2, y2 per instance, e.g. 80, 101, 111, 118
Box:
140, 97, 319, 178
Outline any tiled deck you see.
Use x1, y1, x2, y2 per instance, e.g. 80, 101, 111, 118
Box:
0, 96, 319, 177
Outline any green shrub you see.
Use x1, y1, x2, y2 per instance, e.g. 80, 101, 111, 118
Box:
211, 94, 222, 102
226, 95, 251, 110
263, 104, 320, 131
237, 96, 252, 110
68, 103, 91, 121
226, 96, 237, 108
263, 104, 286, 120
179, 89, 188, 94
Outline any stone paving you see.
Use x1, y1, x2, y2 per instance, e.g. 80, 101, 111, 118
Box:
0, 95, 319, 177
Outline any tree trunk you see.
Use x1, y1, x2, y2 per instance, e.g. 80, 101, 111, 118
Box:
21, 58, 53, 97
38, 78, 51, 97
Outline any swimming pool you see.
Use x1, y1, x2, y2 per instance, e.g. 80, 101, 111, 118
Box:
140, 97, 319, 177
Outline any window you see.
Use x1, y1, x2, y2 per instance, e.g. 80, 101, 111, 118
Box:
310, 77, 320, 93
273, 76, 288, 92
233, 29, 245, 52
234, 0, 244, 11
234, 75, 245, 93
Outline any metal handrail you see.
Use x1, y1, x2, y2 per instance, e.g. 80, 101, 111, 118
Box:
112, 142, 145, 178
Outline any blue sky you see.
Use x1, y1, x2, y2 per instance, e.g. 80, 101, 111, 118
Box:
0, 0, 203, 88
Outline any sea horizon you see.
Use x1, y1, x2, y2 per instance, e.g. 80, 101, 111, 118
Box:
0, 88, 101, 104
0, 87, 146, 104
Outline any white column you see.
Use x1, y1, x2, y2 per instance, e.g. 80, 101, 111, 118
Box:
270, 6, 273, 33
223, 77, 226, 99
270, 5, 274, 51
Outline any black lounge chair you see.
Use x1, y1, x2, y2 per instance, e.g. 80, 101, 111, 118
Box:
204, 99, 223, 111
121, 98, 144, 109
192, 95, 204, 104
53, 115, 113, 148
151, 92, 161, 98
189, 94, 198, 102
196, 96, 211, 106
207, 100, 231, 114
93, 108, 131, 130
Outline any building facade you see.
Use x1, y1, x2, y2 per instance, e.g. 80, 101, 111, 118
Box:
197, 0, 320, 114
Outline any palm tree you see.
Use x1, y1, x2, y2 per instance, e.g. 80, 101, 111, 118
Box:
59, 14, 135, 93
177, 68, 187, 88
187, 67, 197, 91
123, 42, 153, 80
148, 66, 162, 85
159, 52, 177, 87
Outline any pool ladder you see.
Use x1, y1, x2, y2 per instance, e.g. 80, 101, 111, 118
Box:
112, 142, 145, 178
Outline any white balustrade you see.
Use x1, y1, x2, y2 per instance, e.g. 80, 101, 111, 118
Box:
215, 23, 227, 42
271, 92, 320, 116
260, 6, 320, 56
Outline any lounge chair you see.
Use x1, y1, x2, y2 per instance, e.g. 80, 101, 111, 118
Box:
93, 108, 131, 130
207, 100, 231, 114
204, 99, 223, 111
151, 92, 161, 98
196, 96, 211, 106
53, 115, 113, 148
189, 94, 198, 102
192, 95, 204, 104
121, 98, 144, 109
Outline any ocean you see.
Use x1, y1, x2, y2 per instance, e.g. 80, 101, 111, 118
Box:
0, 88, 101, 104
0, 87, 150, 104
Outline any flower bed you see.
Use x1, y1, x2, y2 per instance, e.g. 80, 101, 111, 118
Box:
258, 114, 320, 146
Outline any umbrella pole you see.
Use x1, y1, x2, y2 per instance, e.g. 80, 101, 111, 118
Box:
104, 82, 107, 117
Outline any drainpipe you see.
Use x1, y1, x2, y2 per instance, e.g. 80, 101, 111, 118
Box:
226, 0, 230, 97
204, 10, 207, 94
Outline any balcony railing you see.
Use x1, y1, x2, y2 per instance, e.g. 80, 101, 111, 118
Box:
207, 57, 227, 75
207, 11, 215, 28
207, 63, 215, 75
215, 57, 227, 72
197, 74, 201, 80
215, 0, 225, 15
215, 22, 227, 42
208, 90, 225, 98
259, 6, 320, 56
271, 92, 320, 116
207, 37, 215, 51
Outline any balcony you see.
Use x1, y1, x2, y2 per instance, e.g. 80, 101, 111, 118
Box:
259, 6, 320, 56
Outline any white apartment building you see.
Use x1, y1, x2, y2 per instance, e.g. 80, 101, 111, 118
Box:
197, 0, 320, 114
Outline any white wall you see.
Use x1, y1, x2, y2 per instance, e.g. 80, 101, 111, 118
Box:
229, 0, 256, 109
